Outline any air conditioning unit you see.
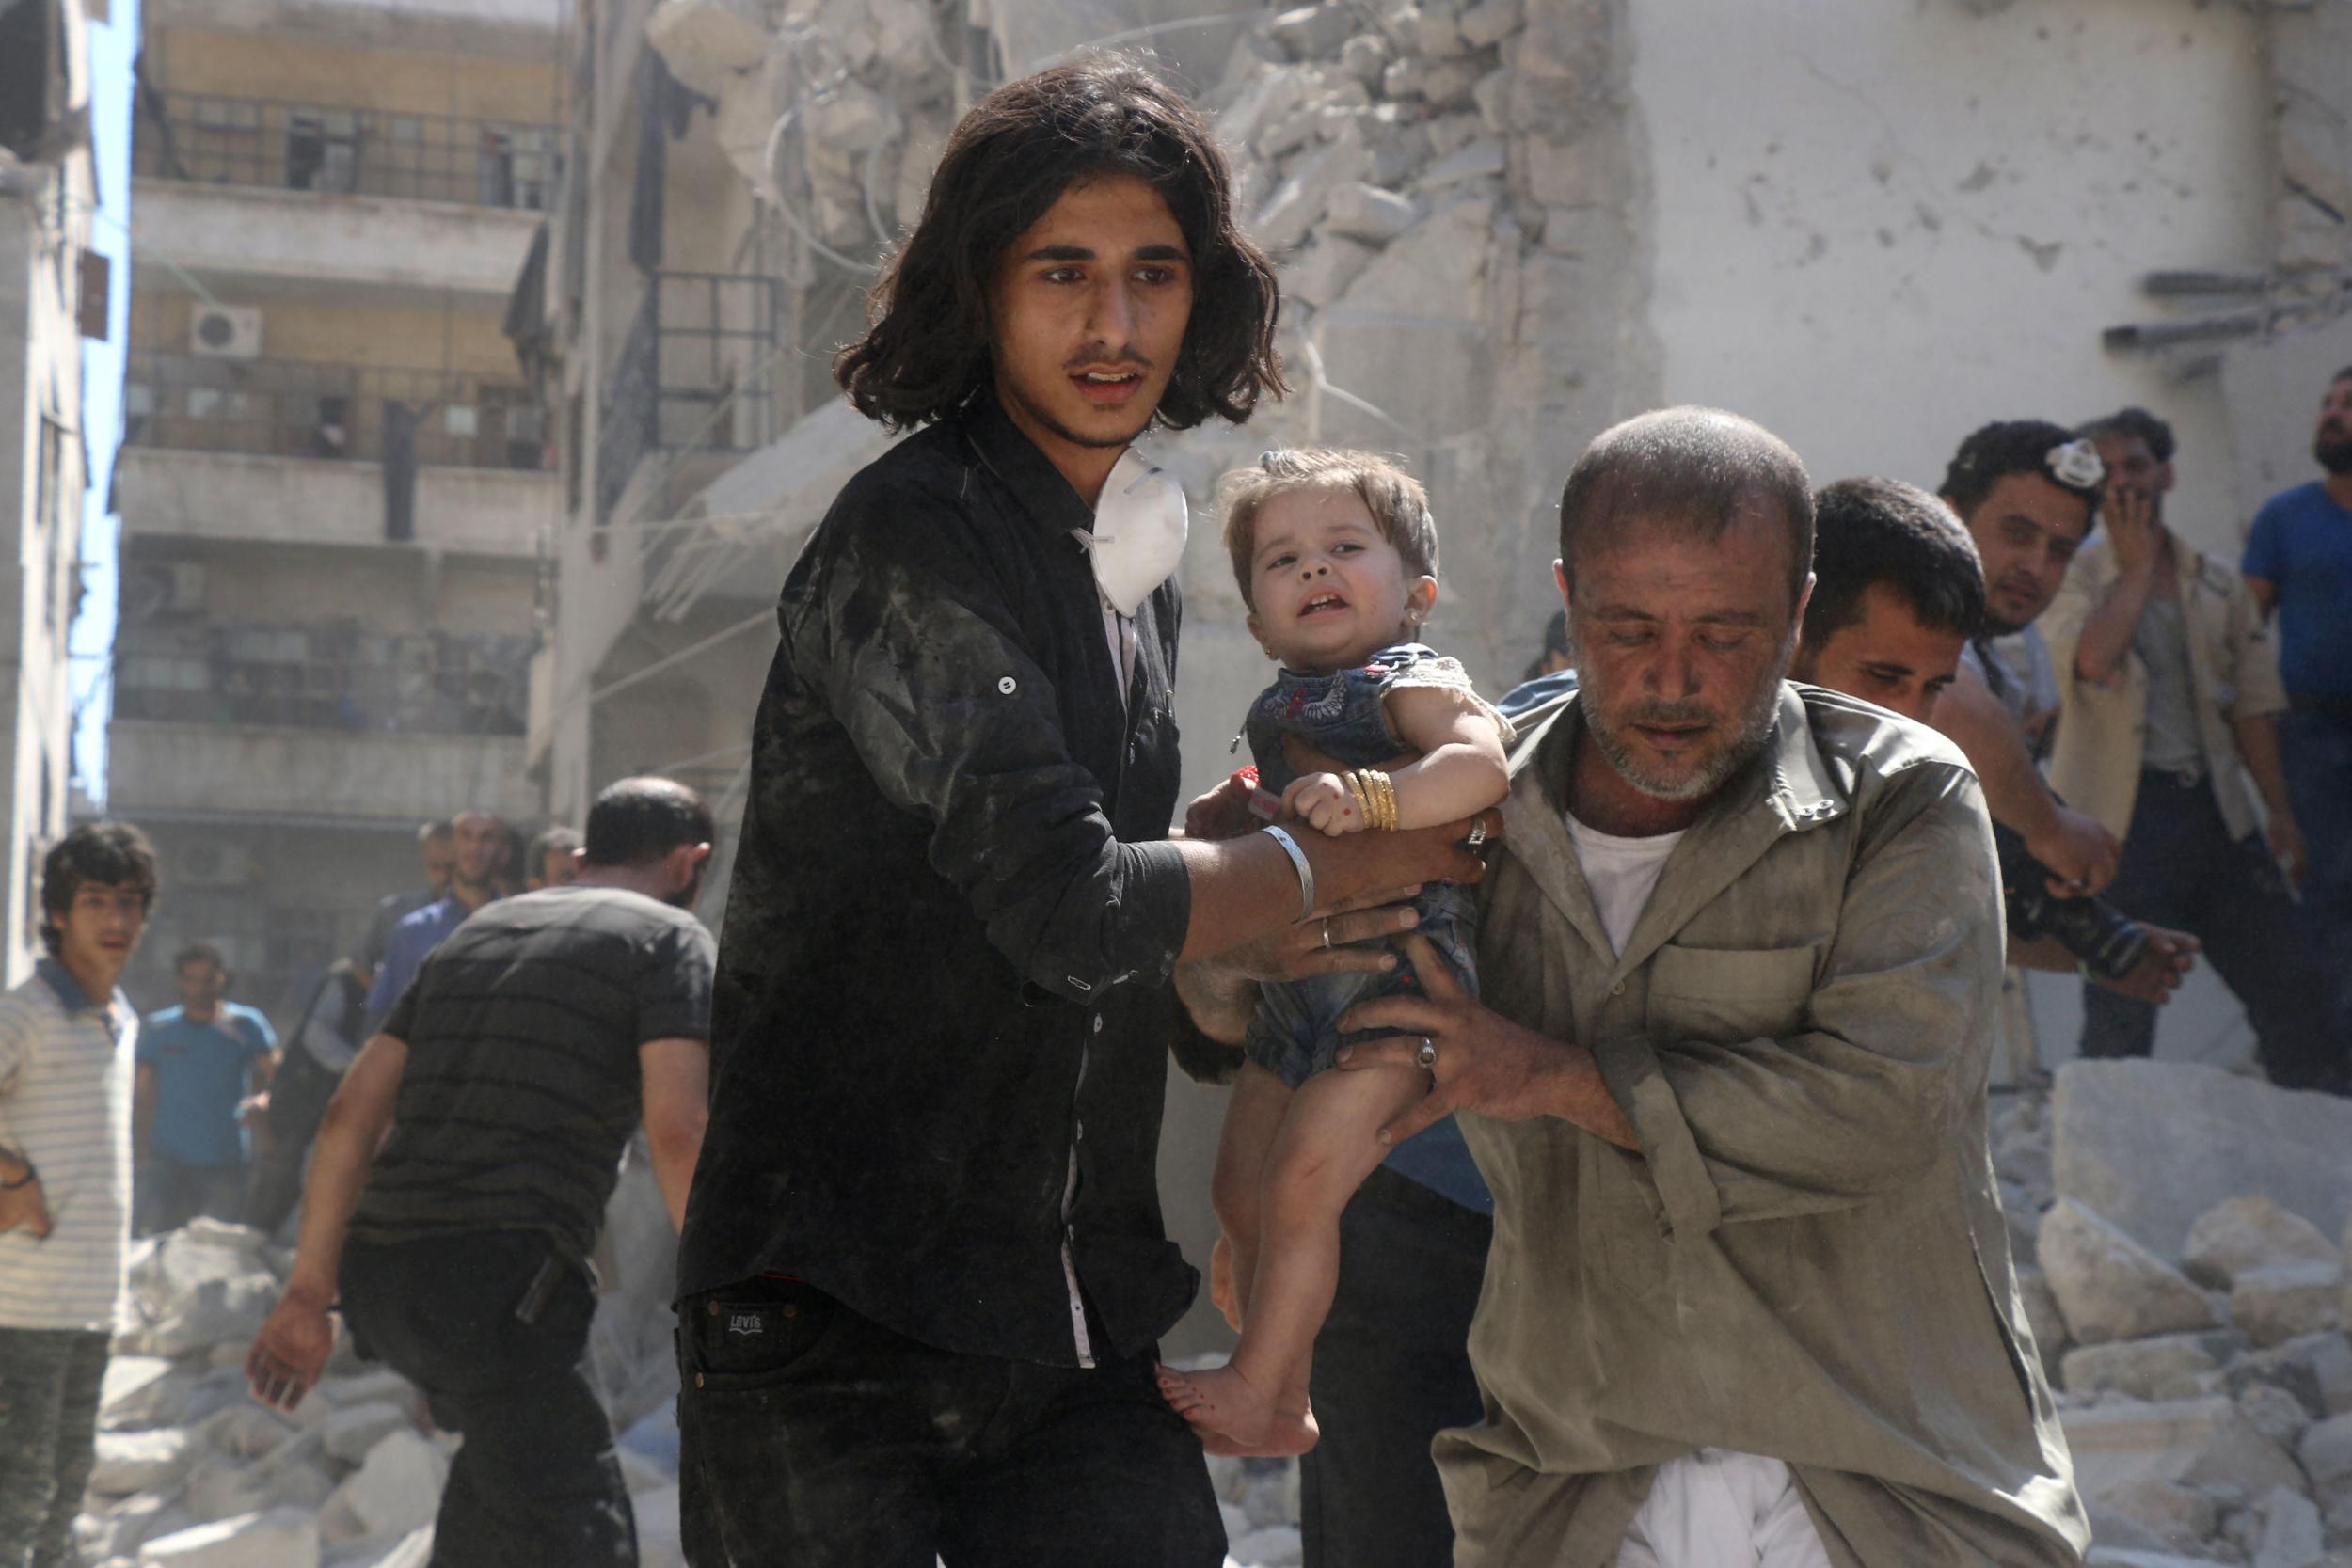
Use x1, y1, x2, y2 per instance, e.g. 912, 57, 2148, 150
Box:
189, 306, 263, 359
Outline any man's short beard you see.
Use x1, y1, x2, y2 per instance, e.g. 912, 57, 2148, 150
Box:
1571, 625, 1792, 804
2314, 432, 2352, 476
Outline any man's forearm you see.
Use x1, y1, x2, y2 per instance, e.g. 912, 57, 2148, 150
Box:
2233, 713, 2296, 817
2072, 567, 2157, 684
1933, 673, 2061, 842
1541, 1044, 1639, 1151
282, 1037, 404, 1306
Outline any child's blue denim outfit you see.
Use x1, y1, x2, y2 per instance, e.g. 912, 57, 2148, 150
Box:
1243, 642, 1512, 1088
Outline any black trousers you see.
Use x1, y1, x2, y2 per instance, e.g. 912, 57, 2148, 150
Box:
246, 1045, 343, 1239
2079, 769, 2347, 1091
675, 1277, 1225, 1568
1301, 1165, 1491, 1568
340, 1231, 635, 1568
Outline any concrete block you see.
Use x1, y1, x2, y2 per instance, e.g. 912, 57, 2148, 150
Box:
1458, 0, 1524, 48
102, 1357, 180, 1425
316, 1369, 418, 1410
2232, 1263, 2342, 1348
2228, 1333, 2352, 1419
197, 1404, 299, 1463
138, 1507, 321, 1568
325, 1430, 446, 1545
321, 1401, 415, 1466
2053, 1061, 2352, 1262
2062, 1332, 2226, 1403
1324, 182, 1421, 244
337, 1526, 434, 1568
2184, 1196, 2340, 1289
2252, 1485, 2323, 1568
2039, 1198, 2220, 1344
2238, 1382, 2313, 1449
184, 1445, 336, 1525
1419, 138, 1506, 191
1268, 4, 1355, 61
1339, 33, 1390, 88
147, 1275, 278, 1359
2061, 1397, 2308, 1502
1254, 128, 1369, 254
2301, 1413, 2352, 1493
645, 0, 771, 97
1286, 234, 1376, 309
91, 1428, 200, 1496
2095, 1478, 2218, 1553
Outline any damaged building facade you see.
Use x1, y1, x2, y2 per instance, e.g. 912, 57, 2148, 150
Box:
0, 0, 99, 983
109, 0, 563, 1007
518, 0, 2352, 1354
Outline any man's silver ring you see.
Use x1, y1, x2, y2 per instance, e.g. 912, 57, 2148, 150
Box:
1415, 1037, 1438, 1070
1466, 818, 1488, 848
1321, 920, 1333, 950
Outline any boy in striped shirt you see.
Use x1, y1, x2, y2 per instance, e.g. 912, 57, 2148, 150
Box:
0, 823, 158, 1568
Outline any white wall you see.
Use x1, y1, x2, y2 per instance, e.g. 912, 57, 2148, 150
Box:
1634, 0, 2271, 562
1633, 0, 2277, 1072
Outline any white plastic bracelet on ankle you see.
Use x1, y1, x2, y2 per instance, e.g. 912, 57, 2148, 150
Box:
1261, 825, 1315, 923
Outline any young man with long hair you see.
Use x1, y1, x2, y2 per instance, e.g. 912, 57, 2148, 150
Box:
675, 57, 1492, 1566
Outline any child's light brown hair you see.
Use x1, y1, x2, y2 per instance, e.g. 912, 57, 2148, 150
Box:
1218, 448, 1439, 610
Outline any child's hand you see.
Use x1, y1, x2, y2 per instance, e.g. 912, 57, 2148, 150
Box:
1282, 772, 1363, 836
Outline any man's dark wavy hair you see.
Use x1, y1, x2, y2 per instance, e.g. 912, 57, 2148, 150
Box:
834, 57, 1285, 432
40, 821, 160, 956
1938, 420, 2102, 522
1804, 478, 1985, 648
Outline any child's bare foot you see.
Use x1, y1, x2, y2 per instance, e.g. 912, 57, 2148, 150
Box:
1155, 1363, 1320, 1456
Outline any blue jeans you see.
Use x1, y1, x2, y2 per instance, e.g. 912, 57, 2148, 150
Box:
2079, 769, 2346, 1091
2280, 705, 2352, 1040
0, 1327, 109, 1568
1299, 1166, 1489, 1568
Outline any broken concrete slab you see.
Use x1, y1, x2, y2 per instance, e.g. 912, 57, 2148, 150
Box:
2227, 1332, 2352, 1419
2039, 1197, 2220, 1344
1323, 182, 1422, 244
2183, 1196, 2339, 1290
2251, 1484, 2323, 1568
2237, 1382, 2313, 1449
323, 1430, 447, 1546
2062, 1332, 2228, 1403
2094, 1478, 2218, 1554
2061, 1396, 2308, 1502
138, 1506, 321, 1568
90, 1427, 200, 1496
1458, 0, 1526, 49
2300, 1412, 2352, 1493
1419, 137, 1507, 191
101, 1356, 180, 1425
1287, 234, 1377, 309
2053, 1060, 2352, 1262
2231, 1262, 2342, 1348
1268, 3, 1355, 61
322, 1400, 417, 1465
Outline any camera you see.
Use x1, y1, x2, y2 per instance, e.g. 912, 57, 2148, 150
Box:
1994, 824, 2147, 981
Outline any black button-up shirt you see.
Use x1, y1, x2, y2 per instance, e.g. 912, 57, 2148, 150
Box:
678, 394, 1199, 1367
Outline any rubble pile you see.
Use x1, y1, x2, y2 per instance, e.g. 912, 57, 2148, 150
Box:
2001, 1061, 2352, 1567
70, 1219, 688, 1568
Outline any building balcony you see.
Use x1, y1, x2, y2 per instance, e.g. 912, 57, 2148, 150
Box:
115, 445, 556, 559
597, 272, 786, 521
107, 721, 540, 828
125, 351, 548, 470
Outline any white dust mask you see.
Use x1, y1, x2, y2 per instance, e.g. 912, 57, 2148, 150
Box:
1077, 449, 1189, 617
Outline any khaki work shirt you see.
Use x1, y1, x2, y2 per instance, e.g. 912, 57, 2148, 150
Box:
2039, 538, 2287, 843
1441, 685, 2087, 1568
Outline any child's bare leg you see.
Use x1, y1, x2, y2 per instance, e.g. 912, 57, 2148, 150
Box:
1209, 1064, 1291, 1324
1159, 1061, 1427, 1454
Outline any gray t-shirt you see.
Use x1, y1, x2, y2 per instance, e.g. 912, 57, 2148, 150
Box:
2132, 597, 2204, 775
354, 885, 715, 1264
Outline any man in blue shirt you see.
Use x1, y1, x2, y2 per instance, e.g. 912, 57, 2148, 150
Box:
364, 809, 506, 1034
2243, 364, 2352, 1050
134, 942, 277, 1234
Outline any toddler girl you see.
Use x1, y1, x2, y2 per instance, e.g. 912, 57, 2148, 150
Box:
1157, 449, 1512, 1454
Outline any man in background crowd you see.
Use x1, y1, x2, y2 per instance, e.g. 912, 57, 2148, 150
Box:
245, 951, 373, 1239
361, 819, 453, 977
2042, 409, 2342, 1091
365, 809, 504, 1032
0, 824, 158, 1568
1792, 475, 2198, 1011
247, 778, 720, 1568
2244, 365, 2352, 1053
134, 942, 277, 1234
528, 825, 583, 890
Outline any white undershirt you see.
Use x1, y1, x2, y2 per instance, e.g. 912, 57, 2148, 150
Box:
1564, 812, 1685, 957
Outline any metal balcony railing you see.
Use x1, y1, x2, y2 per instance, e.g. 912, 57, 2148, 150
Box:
135, 88, 558, 211
123, 351, 549, 471
113, 620, 533, 737
597, 272, 787, 520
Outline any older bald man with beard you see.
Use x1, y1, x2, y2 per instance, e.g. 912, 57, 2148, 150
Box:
1334, 409, 2087, 1568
